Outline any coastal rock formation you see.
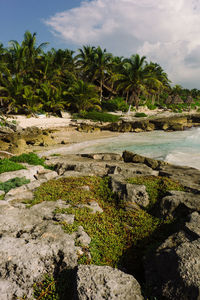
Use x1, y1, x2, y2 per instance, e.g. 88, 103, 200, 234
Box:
145, 212, 200, 300
76, 265, 144, 300
159, 190, 200, 219
0, 201, 78, 299
0, 151, 200, 299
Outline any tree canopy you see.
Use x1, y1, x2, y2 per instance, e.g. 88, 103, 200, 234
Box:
0, 31, 199, 115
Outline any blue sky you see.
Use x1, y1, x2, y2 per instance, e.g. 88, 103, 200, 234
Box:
1, 0, 200, 89
0, 0, 82, 50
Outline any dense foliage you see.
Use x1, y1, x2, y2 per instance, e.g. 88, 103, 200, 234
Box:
1, 31, 200, 116
0, 176, 30, 193
0, 158, 25, 174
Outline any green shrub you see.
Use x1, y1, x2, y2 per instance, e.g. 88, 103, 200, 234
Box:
102, 97, 129, 112
147, 103, 157, 110
135, 112, 147, 118
0, 177, 30, 193
10, 152, 45, 166
0, 159, 25, 174
75, 111, 120, 122
31, 176, 162, 268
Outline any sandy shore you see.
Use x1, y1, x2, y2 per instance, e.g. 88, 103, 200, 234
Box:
5, 108, 198, 156
7, 112, 72, 129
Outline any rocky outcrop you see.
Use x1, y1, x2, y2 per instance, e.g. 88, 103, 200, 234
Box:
159, 190, 200, 219
110, 174, 149, 209
145, 212, 200, 300
0, 151, 200, 299
76, 265, 144, 300
0, 201, 78, 299
0, 125, 56, 154
101, 114, 199, 132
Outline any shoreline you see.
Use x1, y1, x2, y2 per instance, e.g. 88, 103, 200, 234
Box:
1, 109, 200, 158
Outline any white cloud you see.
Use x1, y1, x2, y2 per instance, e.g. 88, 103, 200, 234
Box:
45, 0, 200, 88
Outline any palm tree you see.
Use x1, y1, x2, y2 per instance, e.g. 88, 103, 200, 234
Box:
114, 54, 149, 109
92, 46, 112, 101
66, 80, 101, 112
144, 62, 170, 104
76, 46, 112, 101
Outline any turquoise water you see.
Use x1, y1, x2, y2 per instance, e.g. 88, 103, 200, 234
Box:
44, 127, 200, 169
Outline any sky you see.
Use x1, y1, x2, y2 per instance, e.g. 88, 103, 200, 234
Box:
1, 0, 200, 89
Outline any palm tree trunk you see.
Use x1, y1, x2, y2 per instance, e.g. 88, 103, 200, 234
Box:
100, 79, 103, 102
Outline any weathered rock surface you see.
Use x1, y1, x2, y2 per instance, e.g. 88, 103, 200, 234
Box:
110, 175, 149, 209
0, 201, 79, 299
159, 190, 200, 219
145, 212, 200, 300
0, 165, 44, 183
159, 164, 200, 191
76, 265, 144, 300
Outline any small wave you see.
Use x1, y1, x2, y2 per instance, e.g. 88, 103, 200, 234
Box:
165, 151, 200, 170
185, 127, 200, 145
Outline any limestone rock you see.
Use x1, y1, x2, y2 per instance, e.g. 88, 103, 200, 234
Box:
0, 200, 78, 299
81, 153, 122, 161
76, 226, 91, 247
76, 265, 144, 300
126, 183, 149, 208
0, 165, 44, 183
159, 164, 200, 191
110, 175, 149, 209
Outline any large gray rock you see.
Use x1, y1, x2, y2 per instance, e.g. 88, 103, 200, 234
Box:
110, 175, 149, 208
81, 153, 122, 161
0, 165, 44, 182
159, 190, 200, 219
76, 265, 143, 300
145, 212, 200, 300
0, 201, 79, 299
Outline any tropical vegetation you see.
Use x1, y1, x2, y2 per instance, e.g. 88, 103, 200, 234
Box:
1, 31, 200, 116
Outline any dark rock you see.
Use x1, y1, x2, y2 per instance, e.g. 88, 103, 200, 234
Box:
145, 212, 200, 300
159, 190, 200, 219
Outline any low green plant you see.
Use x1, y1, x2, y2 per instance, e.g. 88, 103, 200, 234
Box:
0, 177, 30, 193
0, 159, 25, 174
102, 97, 129, 112
30, 175, 184, 299
32, 176, 162, 267
135, 112, 147, 117
33, 275, 59, 300
10, 152, 45, 166
74, 111, 120, 122
127, 175, 185, 208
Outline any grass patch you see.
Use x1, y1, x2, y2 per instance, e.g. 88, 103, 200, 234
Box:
32, 176, 163, 268
127, 175, 185, 208
0, 177, 30, 193
10, 152, 54, 170
74, 111, 120, 122
10, 152, 46, 166
0, 159, 25, 174
135, 112, 147, 117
